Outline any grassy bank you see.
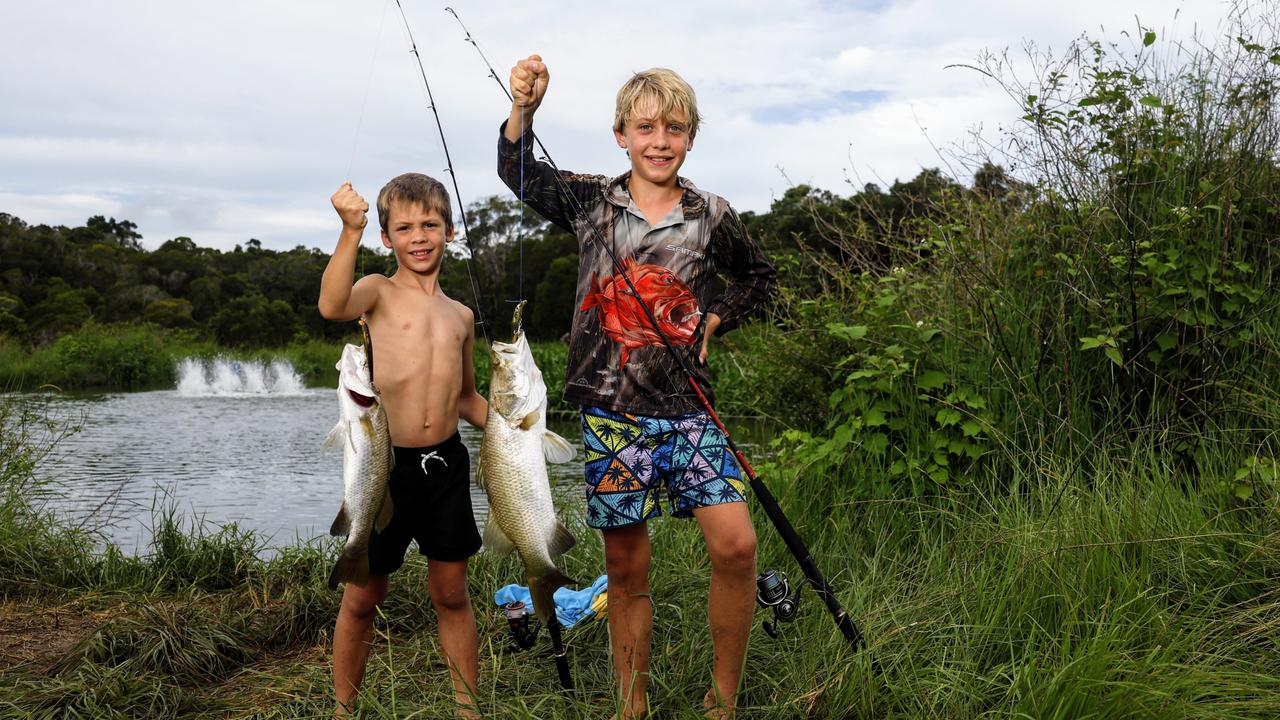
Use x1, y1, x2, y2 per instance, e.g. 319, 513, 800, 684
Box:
0, 394, 1277, 718
0, 324, 348, 392
0, 324, 573, 405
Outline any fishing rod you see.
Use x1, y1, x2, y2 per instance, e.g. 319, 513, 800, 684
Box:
387, 1, 573, 690
390, 0, 489, 342
446, 8, 866, 653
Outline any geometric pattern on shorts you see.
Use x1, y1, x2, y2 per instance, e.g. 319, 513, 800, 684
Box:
582, 406, 747, 529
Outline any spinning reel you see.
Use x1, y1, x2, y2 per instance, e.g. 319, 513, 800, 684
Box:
503, 600, 541, 652
754, 570, 807, 639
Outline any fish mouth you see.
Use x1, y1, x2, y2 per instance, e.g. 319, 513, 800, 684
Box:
664, 297, 700, 326
346, 388, 375, 407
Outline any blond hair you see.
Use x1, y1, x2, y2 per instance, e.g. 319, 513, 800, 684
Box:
376, 173, 453, 233
614, 68, 701, 138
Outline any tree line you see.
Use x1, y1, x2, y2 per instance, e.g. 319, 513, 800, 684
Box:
0, 167, 988, 348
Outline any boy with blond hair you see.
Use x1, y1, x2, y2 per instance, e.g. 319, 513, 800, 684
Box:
320, 173, 487, 718
498, 57, 776, 719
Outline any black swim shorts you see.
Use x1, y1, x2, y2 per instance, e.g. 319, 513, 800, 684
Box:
368, 432, 482, 574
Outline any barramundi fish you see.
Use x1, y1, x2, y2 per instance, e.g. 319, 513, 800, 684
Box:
323, 342, 393, 590
477, 301, 578, 623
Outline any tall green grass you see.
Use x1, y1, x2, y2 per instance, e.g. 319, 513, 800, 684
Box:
2, 388, 1278, 718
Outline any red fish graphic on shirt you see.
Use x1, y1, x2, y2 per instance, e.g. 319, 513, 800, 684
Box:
581, 258, 701, 367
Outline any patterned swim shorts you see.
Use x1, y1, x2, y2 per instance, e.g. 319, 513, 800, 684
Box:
582, 405, 747, 530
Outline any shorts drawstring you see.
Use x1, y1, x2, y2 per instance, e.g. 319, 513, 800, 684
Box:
420, 450, 448, 474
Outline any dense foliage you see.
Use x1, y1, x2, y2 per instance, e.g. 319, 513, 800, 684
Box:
733, 13, 1280, 503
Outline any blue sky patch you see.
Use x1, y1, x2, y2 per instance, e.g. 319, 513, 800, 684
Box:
752, 89, 890, 124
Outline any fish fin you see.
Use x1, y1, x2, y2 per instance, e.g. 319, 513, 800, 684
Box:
329, 504, 350, 537
519, 410, 540, 431
374, 488, 394, 533
481, 512, 516, 556
474, 463, 487, 491
542, 431, 577, 464
548, 520, 576, 557
328, 547, 370, 590
529, 569, 576, 624
321, 421, 346, 450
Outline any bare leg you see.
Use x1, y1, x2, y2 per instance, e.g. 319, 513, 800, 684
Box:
602, 523, 652, 720
333, 575, 389, 716
694, 503, 757, 719
428, 558, 480, 719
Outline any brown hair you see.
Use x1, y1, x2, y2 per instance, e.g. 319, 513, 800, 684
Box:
614, 68, 701, 138
376, 173, 453, 232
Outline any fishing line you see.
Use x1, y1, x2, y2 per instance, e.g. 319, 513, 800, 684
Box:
346, 0, 392, 183
344, 0, 393, 282
445, 7, 534, 308
519, 102, 526, 302
390, 0, 489, 343
446, 6, 867, 653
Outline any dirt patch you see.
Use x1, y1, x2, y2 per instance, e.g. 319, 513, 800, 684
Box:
0, 598, 119, 673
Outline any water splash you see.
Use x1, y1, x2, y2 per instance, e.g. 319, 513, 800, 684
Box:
175, 357, 307, 396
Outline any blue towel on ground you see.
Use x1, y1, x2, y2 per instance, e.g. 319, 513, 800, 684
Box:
494, 575, 608, 629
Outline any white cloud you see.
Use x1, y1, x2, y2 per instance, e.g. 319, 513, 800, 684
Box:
0, 0, 1240, 250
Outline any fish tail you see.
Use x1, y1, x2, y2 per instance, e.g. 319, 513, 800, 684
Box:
328, 547, 370, 590
529, 569, 575, 624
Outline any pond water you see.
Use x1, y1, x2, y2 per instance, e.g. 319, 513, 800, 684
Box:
18, 358, 772, 555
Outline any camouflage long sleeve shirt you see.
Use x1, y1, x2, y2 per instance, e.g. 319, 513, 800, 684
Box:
498, 122, 776, 416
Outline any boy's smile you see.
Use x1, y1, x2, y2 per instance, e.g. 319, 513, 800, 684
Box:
615, 105, 694, 189
381, 201, 452, 276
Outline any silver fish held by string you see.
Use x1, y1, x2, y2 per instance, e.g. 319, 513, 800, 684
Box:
322, 342, 394, 589
477, 301, 578, 622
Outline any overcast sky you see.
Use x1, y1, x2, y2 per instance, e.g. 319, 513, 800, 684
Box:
0, 1, 1230, 251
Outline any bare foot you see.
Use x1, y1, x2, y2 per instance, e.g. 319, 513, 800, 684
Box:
703, 688, 735, 719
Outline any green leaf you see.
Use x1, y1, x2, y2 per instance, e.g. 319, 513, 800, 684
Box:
1104, 346, 1123, 367
916, 370, 946, 391
1143, 31, 1157, 46
1234, 482, 1254, 500
961, 420, 982, 437
864, 406, 887, 427
936, 408, 962, 427
864, 432, 889, 456
1139, 95, 1162, 107
833, 424, 854, 448
826, 323, 868, 342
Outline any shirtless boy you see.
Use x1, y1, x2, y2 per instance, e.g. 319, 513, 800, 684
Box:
319, 173, 487, 718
